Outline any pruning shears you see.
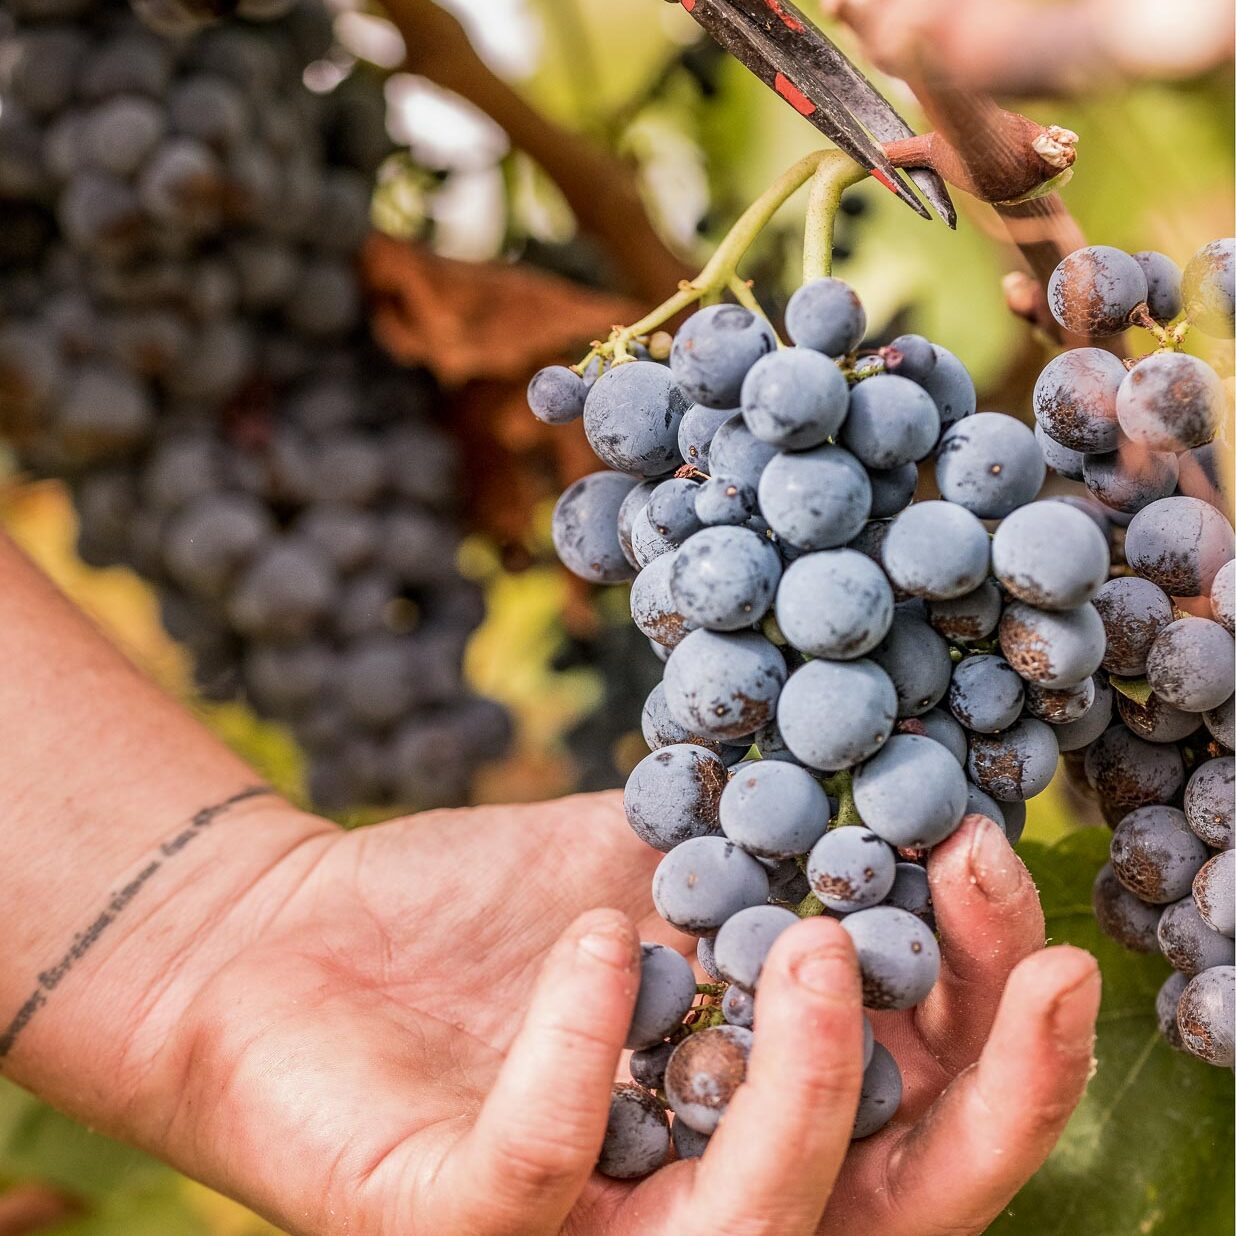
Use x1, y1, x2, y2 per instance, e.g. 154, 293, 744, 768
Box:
669, 0, 956, 227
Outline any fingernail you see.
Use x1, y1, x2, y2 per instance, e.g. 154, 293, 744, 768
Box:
1050, 964, 1101, 1040
967, 814, 1023, 902
792, 947, 855, 997
578, 926, 635, 970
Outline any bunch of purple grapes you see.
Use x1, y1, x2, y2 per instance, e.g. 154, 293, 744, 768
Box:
0, 0, 508, 810
531, 269, 1123, 1177
1036, 239, 1235, 1069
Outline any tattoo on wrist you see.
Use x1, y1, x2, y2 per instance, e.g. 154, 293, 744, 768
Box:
0, 784, 274, 1062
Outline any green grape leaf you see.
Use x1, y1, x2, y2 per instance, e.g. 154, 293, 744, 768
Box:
1108, 675, 1155, 707
991, 829, 1235, 1236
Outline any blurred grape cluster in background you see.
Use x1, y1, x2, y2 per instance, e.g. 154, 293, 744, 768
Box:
0, 0, 1231, 1230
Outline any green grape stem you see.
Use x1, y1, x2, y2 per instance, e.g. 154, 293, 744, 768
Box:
577, 149, 867, 367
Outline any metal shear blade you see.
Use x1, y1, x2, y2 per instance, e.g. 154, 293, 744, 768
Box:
675, 0, 956, 226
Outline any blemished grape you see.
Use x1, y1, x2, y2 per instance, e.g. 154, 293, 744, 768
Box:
527, 364, 587, 424
991, 500, 1109, 611
671, 1118, 711, 1160
967, 718, 1060, 801
670, 304, 777, 408
1184, 757, 1234, 849
841, 905, 941, 1010
775, 550, 893, 660
641, 681, 731, 757
626, 943, 698, 1049
630, 506, 676, 569
882, 333, 936, 382
1032, 347, 1124, 454
1035, 424, 1086, 481
740, 346, 848, 449
757, 444, 872, 550
652, 836, 770, 935
631, 550, 690, 647
947, 655, 1026, 734
1092, 576, 1175, 676
584, 361, 689, 476
852, 1042, 902, 1139
1084, 725, 1185, 811
1109, 805, 1210, 904
785, 277, 866, 356
1082, 443, 1179, 515
719, 759, 831, 859
552, 471, 639, 585
917, 344, 976, 442
714, 903, 799, 991
694, 476, 756, 527
707, 412, 779, 490
926, 579, 1003, 643
630, 1041, 675, 1091
965, 782, 1007, 832
1132, 251, 1184, 322
870, 609, 953, 717
1211, 560, 1236, 633
677, 403, 734, 471
1125, 496, 1235, 597
722, 984, 755, 1028
648, 478, 703, 544
1116, 690, 1201, 744
1193, 850, 1235, 938
1145, 618, 1235, 713
624, 743, 726, 852
1047, 244, 1148, 336
1156, 971, 1189, 1051
883, 501, 990, 601
807, 826, 897, 913
696, 936, 722, 982
665, 1025, 753, 1134
597, 1085, 671, 1179
776, 658, 897, 772
1176, 967, 1236, 1067
853, 733, 967, 847
1205, 696, 1235, 749
1181, 237, 1235, 336
998, 600, 1106, 688
935, 413, 1045, 518
1157, 898, 1235, 975
840, 374, 939, 470
1092, 863, 1163, 954
1116, 352, 1224, 452
663, 628, 786, 741
1025, 677, 1095, 726
670, 525, 781, 632
1055, 676, 1114, 753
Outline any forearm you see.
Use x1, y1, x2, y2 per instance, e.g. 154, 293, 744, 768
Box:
0, 531, 335, 1132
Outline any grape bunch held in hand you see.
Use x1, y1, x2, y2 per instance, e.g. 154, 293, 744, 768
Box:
1035, 238, 1235, 1070
532, 271, 1114, 1175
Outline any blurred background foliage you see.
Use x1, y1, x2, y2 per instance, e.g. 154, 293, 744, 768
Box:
0, 0, 1232, 1230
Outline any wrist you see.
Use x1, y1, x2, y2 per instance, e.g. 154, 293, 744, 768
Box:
0, 789, 338, 1143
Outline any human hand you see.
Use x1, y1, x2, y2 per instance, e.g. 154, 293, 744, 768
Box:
103, 796, 1098, 1236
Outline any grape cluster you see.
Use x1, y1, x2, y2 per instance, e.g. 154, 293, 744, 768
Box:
0, 0, 508, 810
532, 272, 1116, 1175
1040, 240, 1235, 1069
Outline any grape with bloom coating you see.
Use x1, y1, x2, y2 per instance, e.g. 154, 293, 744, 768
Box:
551, 471, 638, 584
671, 304, 777, 408
1125, 496, 1235, 597
626, 943, 698, 1049
841, 905, 941, 1010
785, 276, 866, 356
670, 525, 781, 632
967, 719, 1059, 801
883, 501, 990, 600
1033, 347, 1124, 453
713, 904, 799, 991
948, 655, 1025, 734
1132, 250, 1183, 322
1035, 424, 1086, 480
653, 837, 771, 936
1116, 352, 1224, 452
583, 361, 689, 476
1083, 444, 1179, 514
854, 733, 967, 847
991, 500, 1109, 611
935, 413, 1045, 518
841, 374, 940, 469
1145, 618, 1235, 713
740, 346, 849, 449
527, 364, 586, 424
623, 743, 726, 852
1047, 244, 1148, 336
807, 826, 897, 912
852, 1043, 903, 1139
757, 444, 872, 550
597, 1085, 671, 1179
775, 549, 893, 660
776, 658, 898, 771
663, 628, 786, 741
927, 579, 1003, 643
998, 601, 1106, 688
719, 759, 831, 859
870, 609, 953, 717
